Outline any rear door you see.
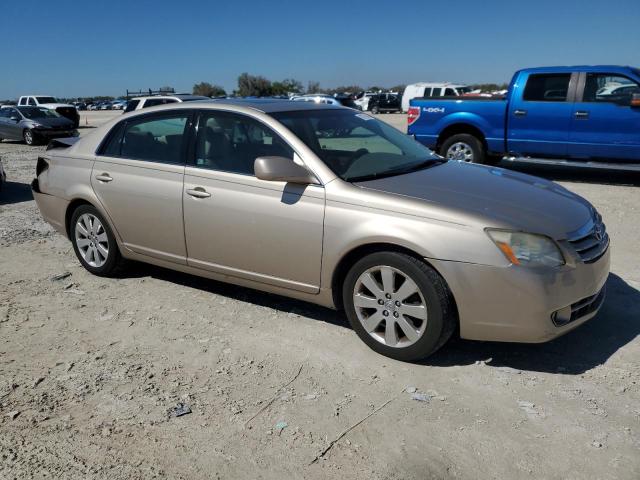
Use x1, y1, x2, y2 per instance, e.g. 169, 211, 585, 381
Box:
507, 72, 577, 157
182, 110, 325, 293
91, 111, 192, 264
568, 72, 640, 160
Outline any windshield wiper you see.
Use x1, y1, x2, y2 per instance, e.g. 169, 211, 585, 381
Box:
345, 158, 446, 182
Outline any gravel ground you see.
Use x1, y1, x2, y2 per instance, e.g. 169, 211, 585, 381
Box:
1, 112, 639, 479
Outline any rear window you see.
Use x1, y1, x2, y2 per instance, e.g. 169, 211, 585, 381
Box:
523, 74, 571, 102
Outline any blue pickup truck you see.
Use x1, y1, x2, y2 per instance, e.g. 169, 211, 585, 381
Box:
408, 66, 640, 166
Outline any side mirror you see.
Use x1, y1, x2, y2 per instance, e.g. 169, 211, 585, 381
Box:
254, 156, 316, 184
631, 93, 640, 108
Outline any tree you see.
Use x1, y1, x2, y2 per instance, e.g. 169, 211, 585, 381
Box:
237, 73, 273, 97
193, 82, 226, 97
389, 84, 407, 93
306, 81, 322, 94
331, 85, 363, 94
271, 78, 303, 96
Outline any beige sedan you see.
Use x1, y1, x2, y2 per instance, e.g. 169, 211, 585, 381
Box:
32, 100, 610, 361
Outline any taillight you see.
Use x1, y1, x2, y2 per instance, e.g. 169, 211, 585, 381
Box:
407, 106, 420, 125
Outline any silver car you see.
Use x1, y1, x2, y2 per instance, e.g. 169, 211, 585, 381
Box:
32, 100, 610, 361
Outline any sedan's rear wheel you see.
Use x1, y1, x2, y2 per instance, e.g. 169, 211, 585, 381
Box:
343, 252, 456, 361
70, 205, 124, 276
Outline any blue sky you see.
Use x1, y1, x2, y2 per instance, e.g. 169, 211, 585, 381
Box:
2, 0, 639, 99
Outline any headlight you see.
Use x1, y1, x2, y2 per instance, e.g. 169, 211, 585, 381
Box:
486, 229, 565, 267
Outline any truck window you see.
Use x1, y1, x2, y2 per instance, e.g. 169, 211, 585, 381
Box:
28, 97, 37, 106
582, 73, 640, 104
444, 88, 456, 96
19, 98, 26, 106
423, 87, 432, 97
523, 74, 571, 102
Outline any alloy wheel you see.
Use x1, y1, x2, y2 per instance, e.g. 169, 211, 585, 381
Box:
353, 265, 428, 348
74, 213, 109, 267
446, 142, 474, 162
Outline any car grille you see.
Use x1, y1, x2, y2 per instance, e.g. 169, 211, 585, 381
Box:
567, 214, 609, 263
569, 286, 606, 323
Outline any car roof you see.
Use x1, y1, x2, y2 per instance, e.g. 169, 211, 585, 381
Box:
206, 98, 344, 113
517, 65, 639, 74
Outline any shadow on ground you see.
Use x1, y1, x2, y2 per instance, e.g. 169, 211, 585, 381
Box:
126, 262, 638, 375
501, 160, 640, 186
0, 181, 33, 205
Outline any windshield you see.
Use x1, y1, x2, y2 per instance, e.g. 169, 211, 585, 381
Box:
18, 107, 61, 119
272, 109, 442, 181
35, 96, 57, 104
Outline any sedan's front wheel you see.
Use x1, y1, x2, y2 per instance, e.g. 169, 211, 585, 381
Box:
343, 252, 456, 361
70, 205, 124, 276
23, 129, 37, 146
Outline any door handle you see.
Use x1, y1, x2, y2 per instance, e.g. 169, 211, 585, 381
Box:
186, 187, 211, 199
95, 173, 113, 182
514, 109, 527, 117
575, 111, 590, 119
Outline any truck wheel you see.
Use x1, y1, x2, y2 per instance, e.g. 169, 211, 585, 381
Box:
440, 134, 485, 164
371, 105, 380, 114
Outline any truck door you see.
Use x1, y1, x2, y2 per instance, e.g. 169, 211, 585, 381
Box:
568, 72, 640, 161
507, 72, 577, 158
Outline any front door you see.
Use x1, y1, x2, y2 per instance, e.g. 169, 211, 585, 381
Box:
183, 110, 324, 293
568, 72, 640, 161
507, 72, 577, 157
91, 111, 191, 263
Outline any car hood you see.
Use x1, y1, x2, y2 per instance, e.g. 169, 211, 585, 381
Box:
354, 161, 593, 238
29, 117, 75, 129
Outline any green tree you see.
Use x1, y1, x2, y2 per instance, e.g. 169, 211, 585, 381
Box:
193, 82, 226, 97
237, 73, 273, 97
306, 81, 322, 94
271, 78, 303, 96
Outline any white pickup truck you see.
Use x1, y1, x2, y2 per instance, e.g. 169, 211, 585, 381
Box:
18, 95, 80, 128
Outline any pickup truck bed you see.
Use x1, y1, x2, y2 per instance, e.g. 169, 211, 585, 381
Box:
408, 65, 640, 166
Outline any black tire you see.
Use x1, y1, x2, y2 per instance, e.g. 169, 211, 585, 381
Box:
371, 105, 380, 114
23, 129, 37, 146
70, 204, 125, 276
439, 133, 485, 164
342, 252, 457, 362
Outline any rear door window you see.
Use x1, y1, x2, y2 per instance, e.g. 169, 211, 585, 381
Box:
581, 73, 640, 104
523, 74, 571, 102
422, 88, 432, 97
444, 88, 456, 96
102, 113, 190, 164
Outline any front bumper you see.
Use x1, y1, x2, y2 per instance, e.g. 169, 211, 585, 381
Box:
429, 247, 611, 343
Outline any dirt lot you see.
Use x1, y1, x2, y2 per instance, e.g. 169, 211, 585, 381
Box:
1, 111, 639, 479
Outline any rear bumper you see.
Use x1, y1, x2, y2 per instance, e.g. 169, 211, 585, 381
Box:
429, 247, 610, 343
31, 179, 69, 237
34, 129, 77, 139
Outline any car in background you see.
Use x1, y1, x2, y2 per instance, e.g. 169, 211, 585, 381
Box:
72, 102, 87, 111
408, 65, 640, 166
123, 94, 210, 113
111, 100, 128, 110
401, 83, 472, 112
291, 94, 356, 108
0, 106, 76, 145
17, 96, 80, 128
354, 91, 377, 111
367, 93, 402, 114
